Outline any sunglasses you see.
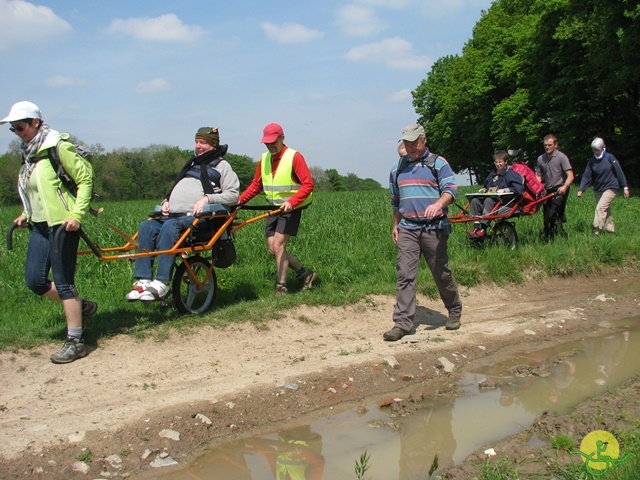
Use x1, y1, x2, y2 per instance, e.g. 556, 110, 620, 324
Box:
197, 127, 218, 134
9, 124, 27, 133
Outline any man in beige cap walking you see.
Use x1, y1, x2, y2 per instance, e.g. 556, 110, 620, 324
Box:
385, 124, 462, 341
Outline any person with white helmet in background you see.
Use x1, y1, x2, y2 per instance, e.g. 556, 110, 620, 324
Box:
577, 137, 630, 235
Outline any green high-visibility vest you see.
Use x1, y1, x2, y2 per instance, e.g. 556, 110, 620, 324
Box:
261, 148, 312, 207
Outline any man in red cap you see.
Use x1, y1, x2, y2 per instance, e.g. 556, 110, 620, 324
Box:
238, 123, 316, 295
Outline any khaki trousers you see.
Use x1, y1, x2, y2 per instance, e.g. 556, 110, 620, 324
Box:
593, 189, 617, 232
393, 227, 462, 332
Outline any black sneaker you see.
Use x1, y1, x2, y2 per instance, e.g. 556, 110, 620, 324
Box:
81, 300, 98, 333
50, 337, 87, 364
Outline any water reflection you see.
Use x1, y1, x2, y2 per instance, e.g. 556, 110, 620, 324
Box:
158, 425, 324, 480
157, 323, 640, 479
398, 397, 456, 479
477, 329, 632, 416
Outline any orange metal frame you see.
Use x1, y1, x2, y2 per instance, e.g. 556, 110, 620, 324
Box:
448, 191, 556, 225
77, 206, 282, 260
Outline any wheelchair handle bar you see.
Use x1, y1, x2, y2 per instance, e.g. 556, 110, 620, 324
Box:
6, 223, 19, 251
54, 222, 102, 257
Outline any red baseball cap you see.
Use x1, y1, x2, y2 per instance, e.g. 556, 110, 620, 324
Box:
261, 122, 284, 143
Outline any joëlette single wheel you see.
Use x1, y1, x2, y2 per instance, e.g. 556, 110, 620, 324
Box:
172, 256, 217, 314
492, 221, 518, 250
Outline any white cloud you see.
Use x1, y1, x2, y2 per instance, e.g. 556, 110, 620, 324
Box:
346, 37, 431, 70
106, 14, 206, 43
389, 88, 412, 101
410, 0, 490, 19
261, 22, 324, 44
46, 75, 87, 87
355, 0, 411, 9
335, 4, 386, 37
136, 78, 169, 94
0, 0, 72, 52
353, 0, 489, 20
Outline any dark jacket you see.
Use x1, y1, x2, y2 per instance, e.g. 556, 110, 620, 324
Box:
483, 166, 525, 195
579, 151, 627, 193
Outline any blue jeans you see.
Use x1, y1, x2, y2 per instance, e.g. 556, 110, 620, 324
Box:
133, 216, 194, 282
25, 222, 80, 300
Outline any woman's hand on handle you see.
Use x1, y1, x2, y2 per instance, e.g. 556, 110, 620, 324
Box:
63, 218, 80, 231
13, 214, 28, 228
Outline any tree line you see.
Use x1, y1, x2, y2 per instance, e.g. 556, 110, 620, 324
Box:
413, 0, 640, 185
0, 140, 382, 206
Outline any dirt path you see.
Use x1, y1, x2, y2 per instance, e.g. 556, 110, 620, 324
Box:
1, 268, 639, 478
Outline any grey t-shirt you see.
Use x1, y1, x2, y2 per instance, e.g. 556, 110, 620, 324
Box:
536, 150, 572, 190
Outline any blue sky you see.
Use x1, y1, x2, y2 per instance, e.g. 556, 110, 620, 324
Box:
0, 0, 492, 185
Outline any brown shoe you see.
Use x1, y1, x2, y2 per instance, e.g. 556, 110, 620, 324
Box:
383, 327, 414, 342
446, 316, 461, 330
275, 284, 288, 296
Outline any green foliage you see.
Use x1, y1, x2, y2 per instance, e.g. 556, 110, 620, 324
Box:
429, 453, 439, 478
354, 450, 370, 480
0, 189, 638, 350
225, 153, 256, 190
551, 434, 575, 453
309, 166, 331, 191
76, 449, 92, 463
477, 456, 519, 479
326, 168, 347, 191
0, 143, 379, 205
0, 151, 21, 204
320, 169, 381, 192
414, 0, 640, 186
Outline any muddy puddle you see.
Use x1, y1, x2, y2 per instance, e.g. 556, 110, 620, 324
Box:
151, 317, 640, 479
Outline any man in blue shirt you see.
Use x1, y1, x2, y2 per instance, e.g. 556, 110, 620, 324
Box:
386, 124, 463, 341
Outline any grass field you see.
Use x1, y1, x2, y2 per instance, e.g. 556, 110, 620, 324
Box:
1, 187, 638, 350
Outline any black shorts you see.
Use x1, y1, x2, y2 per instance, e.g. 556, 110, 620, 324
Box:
265, 209, 302, 237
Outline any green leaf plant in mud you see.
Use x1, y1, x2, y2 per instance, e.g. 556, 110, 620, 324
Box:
354, 450, 370, 480
429, 452, 439, 478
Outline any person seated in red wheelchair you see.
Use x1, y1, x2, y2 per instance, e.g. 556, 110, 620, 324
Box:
468, 150, 525, 239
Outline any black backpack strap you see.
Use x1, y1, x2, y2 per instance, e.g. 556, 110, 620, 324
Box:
47, 141, 78, 197
424, 154, 439, 185
200, 157, 223, 195
394, 155, 409, 187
